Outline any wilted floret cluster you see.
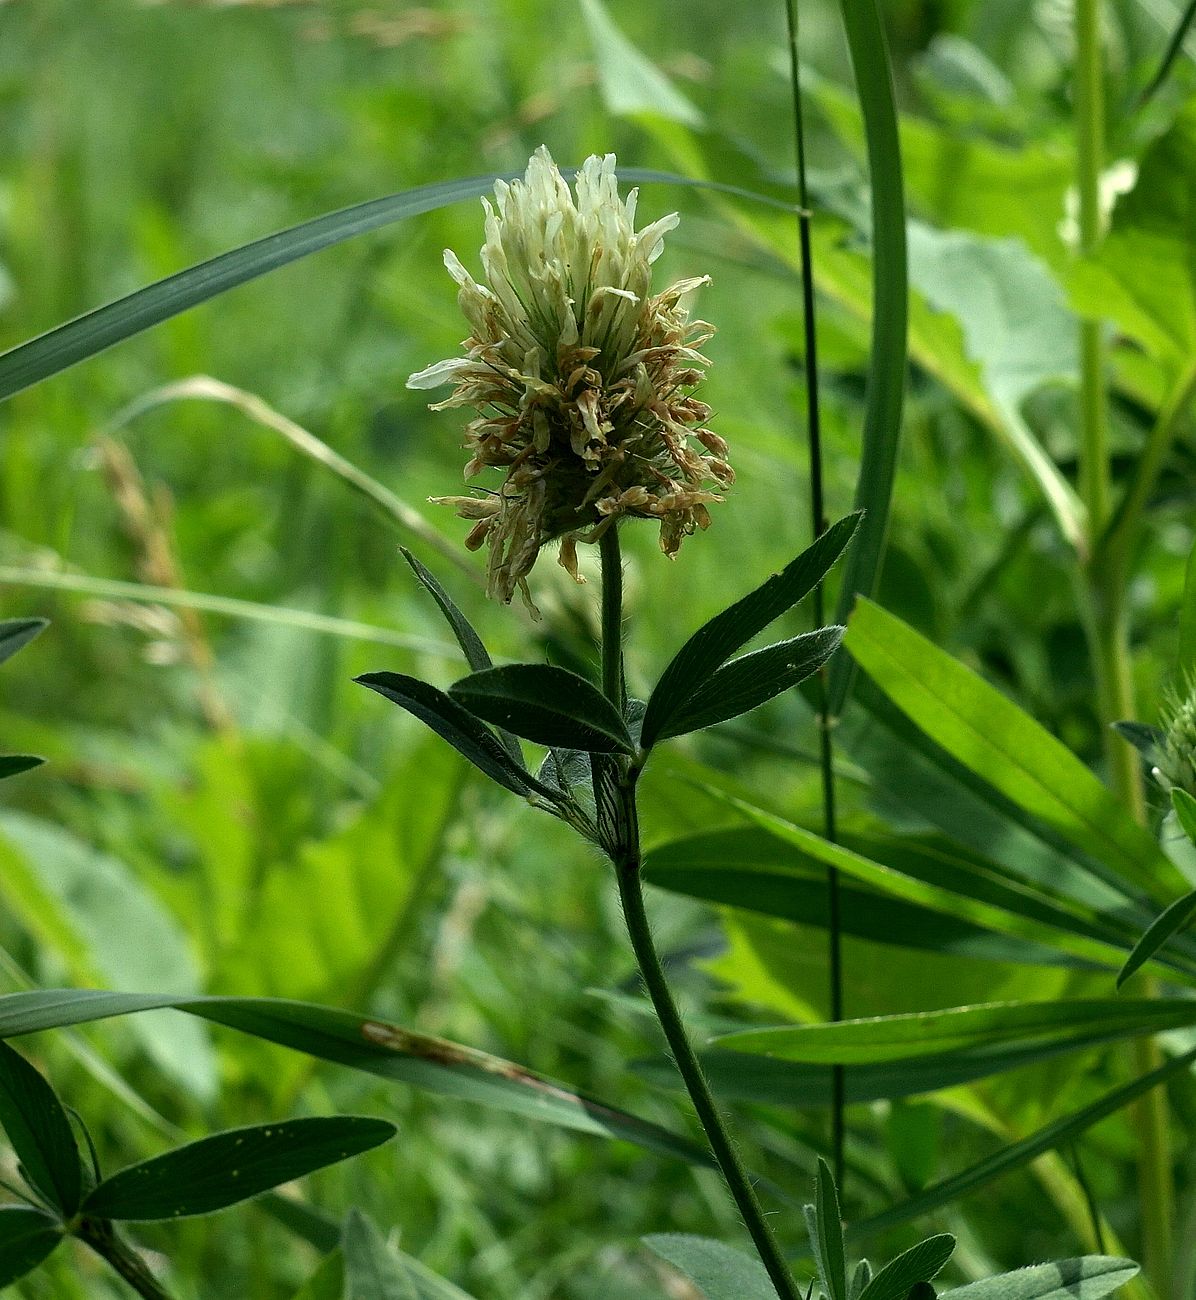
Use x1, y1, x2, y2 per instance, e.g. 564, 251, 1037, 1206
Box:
408, 146, 731, 608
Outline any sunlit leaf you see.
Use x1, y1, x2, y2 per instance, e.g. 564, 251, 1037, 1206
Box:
843, 598, 1182, 895
716, 999, 1196, 1064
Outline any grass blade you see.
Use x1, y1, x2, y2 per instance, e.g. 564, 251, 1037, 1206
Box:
1117, 886, 1196, 988
826, 0, 908, 716
1137, 0, 1196, 106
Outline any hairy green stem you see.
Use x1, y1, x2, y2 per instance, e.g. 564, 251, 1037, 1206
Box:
1074, 1, 1174, 1291
784, 0, 845, 1191
598, 537, 800, 1300
78, 1220, 174, 1300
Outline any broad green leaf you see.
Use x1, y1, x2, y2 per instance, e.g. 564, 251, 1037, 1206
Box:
644, 829, 1100, 968
84, 1117, 395, 1220
0, 619, 46, 667
1067, 107, 1196, 382
0, 1041, 81, 1215
844, 599, 1182, 894
641, 513, 859, 749
0, 1206, 61, 1287
939, 1258, 1138, 1300
355, 672, 557, 798
578, 0, 702, 126
857, 1235, 955, 1300
1117, 880, 1196, 988
0, 756, 42, 781
342, 1208, 416, 1300
848, 1044, 1196, 1240
826, 0, 907, 716
657, 627, 843, 740
716, 999, 1196, 1064
449, 664, 633, 754
806, 1158, 847, 1300
0, 814, 216, 1100
1181, 535, 1196, 677
0, 990, 709, 1167
904, 224, 1081, 542
1174, 788, 1196, 845
642, 1234, 777, 1300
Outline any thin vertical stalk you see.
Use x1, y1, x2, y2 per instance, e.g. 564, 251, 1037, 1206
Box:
784, 0, 845, 1191
599, 539, 801, 1300
1074, 0, 1174, 1292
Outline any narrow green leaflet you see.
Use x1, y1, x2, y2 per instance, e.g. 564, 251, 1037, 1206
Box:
83, 1117, 394, 1221
399, 549, 492, 674
848, 1045, 1196, 1240
0, 990, 709, 1167
449, 664, 633, 754
939, 1258, 1138, 1300
0, 1206, 62, 1288
1118, 883, 1196, 988
342, 1208, 416, 1300
1181, 535, 1196, 677
716, 999, 1196, 1065
0, 619, 46, 667
0, 1041, 82, 1215
656, 628, 843, 741
355, 672, 555, 799
641, 513, 859, 749
642, 1234, 777, 1300
398, 548, 524, 768
805, 1158, 847, 1300
844, 598, 1181, 894
0, 756, 43, 781
826, 0, 908, 717
857, 1235, 955, 1300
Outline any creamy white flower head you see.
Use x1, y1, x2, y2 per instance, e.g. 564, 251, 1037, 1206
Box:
409, 146, 730, 609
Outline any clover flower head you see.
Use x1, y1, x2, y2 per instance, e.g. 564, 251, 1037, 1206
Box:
407, 145, 731, 609
1155, 674, 1196, 799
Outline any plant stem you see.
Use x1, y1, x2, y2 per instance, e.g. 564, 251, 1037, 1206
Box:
598, 538, 801, 1300
78, 1220, 175, 1300
599, 525, 625, 710
784, 0, 845, 1192
1074, 2, 1174, 1291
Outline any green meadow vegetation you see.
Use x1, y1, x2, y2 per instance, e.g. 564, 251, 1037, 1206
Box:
2, 0, 1196, 1296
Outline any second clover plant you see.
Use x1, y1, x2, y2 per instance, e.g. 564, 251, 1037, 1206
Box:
359, 148, 859, 1300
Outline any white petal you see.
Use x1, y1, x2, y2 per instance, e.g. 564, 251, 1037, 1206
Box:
406, 357, 470, 389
